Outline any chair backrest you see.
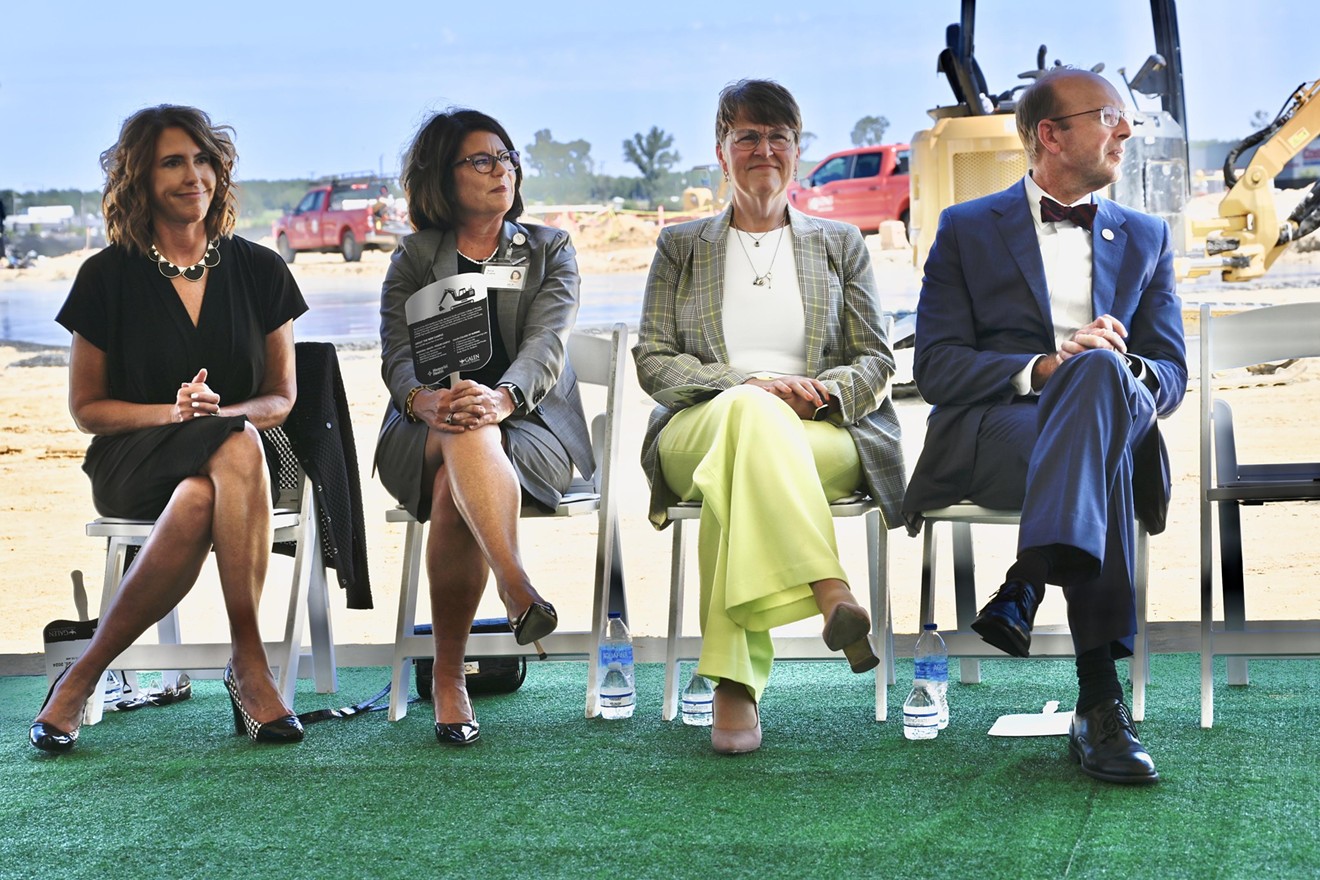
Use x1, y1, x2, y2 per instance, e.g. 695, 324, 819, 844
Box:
566, 323, 629, 496
1199, 301, 1320, 493
1200, 302, 1320, 375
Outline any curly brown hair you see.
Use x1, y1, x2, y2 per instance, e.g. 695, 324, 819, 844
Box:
100, 105, 239, 254
400, 108, 524, 232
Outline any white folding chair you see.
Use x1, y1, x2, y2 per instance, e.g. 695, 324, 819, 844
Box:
82, 422, 336, 725
661, 493, 895, 721
918, 503, 1150, 721
385, 322, 628, 720
1198, 302, 1320, 728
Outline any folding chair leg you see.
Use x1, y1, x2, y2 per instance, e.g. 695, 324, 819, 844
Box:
867, 509, 889, 721
1218, 500, 1250, 686
156, 608, 184, 694
389, 519, 425, 721
1131, 527, 1149, 722
307, 559, 337, 694
662, 520, 689, 722
949, 521, 984, 685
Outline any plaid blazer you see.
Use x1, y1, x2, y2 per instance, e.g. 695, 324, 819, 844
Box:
634, 207, 906, 529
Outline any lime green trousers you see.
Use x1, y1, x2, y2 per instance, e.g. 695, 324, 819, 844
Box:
659, 385, 862, 701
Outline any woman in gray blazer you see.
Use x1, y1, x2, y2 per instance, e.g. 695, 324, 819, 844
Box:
376, 109, 593, 746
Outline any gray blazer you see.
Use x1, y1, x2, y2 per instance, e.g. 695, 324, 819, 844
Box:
376, 221, 594, 513
633, 207, 906, 530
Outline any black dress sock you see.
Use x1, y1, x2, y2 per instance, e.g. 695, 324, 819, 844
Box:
1005, 549, 1050, 604
1075, 644, 1123, 713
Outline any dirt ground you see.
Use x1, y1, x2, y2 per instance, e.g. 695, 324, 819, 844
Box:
3, 210, 1319, 658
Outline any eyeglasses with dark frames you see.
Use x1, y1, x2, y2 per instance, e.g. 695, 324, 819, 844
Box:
1047, 106, 1134, 128
453, 149, 521, 174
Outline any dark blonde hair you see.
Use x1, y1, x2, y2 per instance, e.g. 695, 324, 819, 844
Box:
715, 79, 802, 143
400, 108, 524, 232
100, 105, 239, 254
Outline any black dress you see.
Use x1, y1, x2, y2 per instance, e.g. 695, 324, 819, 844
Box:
55, 237, 308, 518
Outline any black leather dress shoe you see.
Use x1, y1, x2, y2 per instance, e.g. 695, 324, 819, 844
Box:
970, 579, 1040, 658
1068, 698, 1159, 785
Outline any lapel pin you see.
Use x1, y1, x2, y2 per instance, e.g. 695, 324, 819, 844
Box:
512, 232, 527, 246
1101, 228, 1114, 241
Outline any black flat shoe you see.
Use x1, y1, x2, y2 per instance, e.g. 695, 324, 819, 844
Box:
970, 579, 1041, 658
509, 601, 558, 646
29, 667, 80, 755
223, 662, 304, 744
1068, 698, 1158, 785
435, 720, 481, 746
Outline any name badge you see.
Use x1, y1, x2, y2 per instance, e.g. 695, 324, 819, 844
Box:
483, 264, 526, 290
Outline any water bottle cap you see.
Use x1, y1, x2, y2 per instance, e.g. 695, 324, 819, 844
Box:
923, 623, 937, 630
608, 611, 622, 619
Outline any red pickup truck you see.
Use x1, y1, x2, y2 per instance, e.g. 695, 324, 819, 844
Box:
273, 179, 409, 262
787, 143, 910, 235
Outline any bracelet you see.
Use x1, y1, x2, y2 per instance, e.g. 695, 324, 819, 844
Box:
404, 386, 426, 423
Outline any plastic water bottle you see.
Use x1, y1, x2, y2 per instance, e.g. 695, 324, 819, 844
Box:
598, 612, 635, 719
915, 622, 950, 730
902, 683, 940, 740
680, 669, 714, 726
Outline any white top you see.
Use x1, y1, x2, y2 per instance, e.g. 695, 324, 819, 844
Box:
1011, 173, 1098, 395
721, 225, 808, 376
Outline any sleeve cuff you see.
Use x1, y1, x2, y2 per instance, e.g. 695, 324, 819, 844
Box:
1012, 356, 1041, 397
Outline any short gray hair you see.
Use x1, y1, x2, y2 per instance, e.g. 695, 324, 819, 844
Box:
1015, 69, 1075, 165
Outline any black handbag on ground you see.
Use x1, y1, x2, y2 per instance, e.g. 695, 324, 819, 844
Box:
413, 618, 527, 698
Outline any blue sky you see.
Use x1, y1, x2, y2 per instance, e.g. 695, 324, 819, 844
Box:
2, 0, 1312, 190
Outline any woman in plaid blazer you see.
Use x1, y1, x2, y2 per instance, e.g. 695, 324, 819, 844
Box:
634, 80, 905, 754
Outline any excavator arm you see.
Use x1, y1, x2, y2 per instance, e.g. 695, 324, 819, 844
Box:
1183, 79, 1320, 281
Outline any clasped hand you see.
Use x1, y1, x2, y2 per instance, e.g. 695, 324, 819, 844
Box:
1061, 314, 1128, 360
174, 368, 220, 422
743, 374, 831, 420
420, 379, 514, 433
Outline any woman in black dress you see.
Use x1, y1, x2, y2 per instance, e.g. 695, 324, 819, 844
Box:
30, 105, 309, 753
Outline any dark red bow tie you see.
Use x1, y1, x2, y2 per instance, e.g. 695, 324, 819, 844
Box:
1040, 197, 1097, 232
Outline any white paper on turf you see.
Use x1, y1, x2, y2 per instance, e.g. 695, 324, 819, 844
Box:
987, 700, 1072, 737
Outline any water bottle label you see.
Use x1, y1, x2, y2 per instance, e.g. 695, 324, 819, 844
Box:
903, 706, 938, 723
914, 657, 948, 682
599, 643, 634, 667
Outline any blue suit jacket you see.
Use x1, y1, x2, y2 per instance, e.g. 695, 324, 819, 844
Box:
903, 179, 1187, 525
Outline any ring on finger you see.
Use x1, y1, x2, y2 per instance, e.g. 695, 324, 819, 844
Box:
444, 413, 454, 425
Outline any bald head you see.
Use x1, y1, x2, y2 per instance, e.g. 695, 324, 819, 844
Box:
1016, 69, 1114, 165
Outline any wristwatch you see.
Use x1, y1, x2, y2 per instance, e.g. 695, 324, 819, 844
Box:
496, 382, 526, 413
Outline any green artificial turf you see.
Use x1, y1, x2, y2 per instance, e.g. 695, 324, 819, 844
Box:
3, 655, 1318, 879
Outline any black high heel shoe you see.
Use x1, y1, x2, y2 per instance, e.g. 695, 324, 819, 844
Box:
29, 667, 80, 754
435, 719, 481, 746
223, 662, 304, 744
509, 600, 558, 646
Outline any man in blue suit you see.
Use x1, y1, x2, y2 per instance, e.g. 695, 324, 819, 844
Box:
903, 68, 1187, 784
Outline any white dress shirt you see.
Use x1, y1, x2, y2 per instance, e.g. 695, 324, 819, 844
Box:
1011, 173, 1098, 396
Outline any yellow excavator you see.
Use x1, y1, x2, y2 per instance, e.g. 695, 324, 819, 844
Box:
1183, 79, 1320, 281
909, 0, 1320, 283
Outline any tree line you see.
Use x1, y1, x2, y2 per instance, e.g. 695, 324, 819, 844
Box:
1, 114, 901, 222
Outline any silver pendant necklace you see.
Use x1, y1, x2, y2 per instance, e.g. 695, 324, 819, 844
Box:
734, 225, 786, 287
150, 239, 220, 281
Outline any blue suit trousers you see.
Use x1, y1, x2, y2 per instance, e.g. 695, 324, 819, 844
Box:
964, 349, 1157, 657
